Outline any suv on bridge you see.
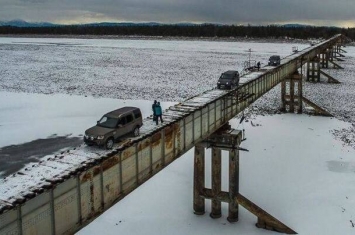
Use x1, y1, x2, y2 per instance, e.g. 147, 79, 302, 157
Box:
268, 55, 281, 66
217, 70, 240, 89
84, 107, 143, 149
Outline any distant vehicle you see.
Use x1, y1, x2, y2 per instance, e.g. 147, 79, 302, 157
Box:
268, 55, 281, 66
84, 107, 143, 149
217, 70, 240, 89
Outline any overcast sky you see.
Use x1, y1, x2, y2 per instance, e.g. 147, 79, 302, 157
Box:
1, 0, 354, 27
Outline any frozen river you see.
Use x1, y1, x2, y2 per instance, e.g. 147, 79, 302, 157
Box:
0, 36, 354, 234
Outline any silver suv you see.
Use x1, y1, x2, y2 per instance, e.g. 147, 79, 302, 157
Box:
84, 107, 143, 149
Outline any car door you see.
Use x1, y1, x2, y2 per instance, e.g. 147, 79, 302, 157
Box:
235, 72, 240, 86
233, 73, 238, 86
125, 113, 135, 134
116, 116, 127, 138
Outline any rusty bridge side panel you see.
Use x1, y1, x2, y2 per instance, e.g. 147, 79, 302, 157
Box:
21, 192, 52, 235
137, 138, 152, 182
102, 156, 121, 209
121, 145, 138, 193
164, 125, 175, 165
0, 209, 19, 235
151, 132, 163, 174
53, 178, 78, 235
80, 167, 102, 224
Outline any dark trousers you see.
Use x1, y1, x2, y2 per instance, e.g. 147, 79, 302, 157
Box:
156, 115, 163, 125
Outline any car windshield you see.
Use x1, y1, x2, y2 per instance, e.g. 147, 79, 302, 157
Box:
270, 56, 280, 60
220, 74, 233, 80
97, 116, 118, 128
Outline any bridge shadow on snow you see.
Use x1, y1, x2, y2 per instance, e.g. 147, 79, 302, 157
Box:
0, 136, 83, 178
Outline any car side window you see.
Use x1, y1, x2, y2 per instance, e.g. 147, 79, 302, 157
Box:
133, 110, 141, 119
126, 114, 134, 123
117, 116, 127, 126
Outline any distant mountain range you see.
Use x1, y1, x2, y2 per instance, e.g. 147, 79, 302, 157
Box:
0, 20, 208, 28
0, 20, 323, 28
0, 20, 56, 27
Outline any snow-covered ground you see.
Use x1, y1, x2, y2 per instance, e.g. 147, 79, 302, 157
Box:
0, 37, 354, 234
0, 37, 306, 101
1, 37, 354, 149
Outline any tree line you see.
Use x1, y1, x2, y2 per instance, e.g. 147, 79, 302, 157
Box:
0, 24, 354, 40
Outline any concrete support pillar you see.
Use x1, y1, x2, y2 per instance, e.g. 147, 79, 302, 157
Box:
210, 148, 222, 218
306, 57, 320, 82
227, 149, 239, 222
281, 79, 286, 112
193, 145, 205, 215
332, 46, 337, 60
195, 128, 297, 233
336, 45, 341, 54
320, 51, 329, 68
281, 72, 302, 114
289, 78, 295, 113
195, 128, 242, 221
298, 74, 303, 112
329, 47, 334, 62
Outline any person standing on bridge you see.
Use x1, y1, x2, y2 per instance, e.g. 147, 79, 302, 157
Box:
152, 100, 157, 122
257, 61, 261, 71
154, 102, 164, 125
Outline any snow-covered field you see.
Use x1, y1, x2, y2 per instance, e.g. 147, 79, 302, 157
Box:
0, 37, 306, 101
0, 37, 354, 234
1, 37, 354, 148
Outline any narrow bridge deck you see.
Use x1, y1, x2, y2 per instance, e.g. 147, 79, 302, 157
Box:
0, 34, 344, 235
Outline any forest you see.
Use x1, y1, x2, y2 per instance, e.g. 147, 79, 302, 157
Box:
0, 24, 354, 40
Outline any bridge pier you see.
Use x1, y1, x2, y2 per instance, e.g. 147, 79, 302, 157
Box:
336, 45, 341, 54
193, 125, 241, 219
331, 46, 337, 61
193, 125, 296, 234
328, 45, 345, 67
319, 50, 329, 68
281, 71, 302, 114
210, 148, 222, 218
306, 57, 320, 82
193, 145, 205, 215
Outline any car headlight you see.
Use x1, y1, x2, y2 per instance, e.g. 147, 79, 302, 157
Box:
217, 81, 221, 84
84, 134, 89, 138
226, 82, 229, 85
97, 135, 104, 140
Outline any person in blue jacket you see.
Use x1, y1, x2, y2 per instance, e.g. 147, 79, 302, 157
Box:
152, 100, 157, 122
154, 102, 164, 125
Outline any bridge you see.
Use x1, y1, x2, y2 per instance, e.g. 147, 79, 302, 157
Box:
0, 34, 347, 235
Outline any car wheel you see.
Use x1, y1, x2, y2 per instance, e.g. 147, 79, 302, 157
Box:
133, 126, 140, 137
86, 142, 94, 146
105, 138, 114, 150
217, 85, 220, 89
